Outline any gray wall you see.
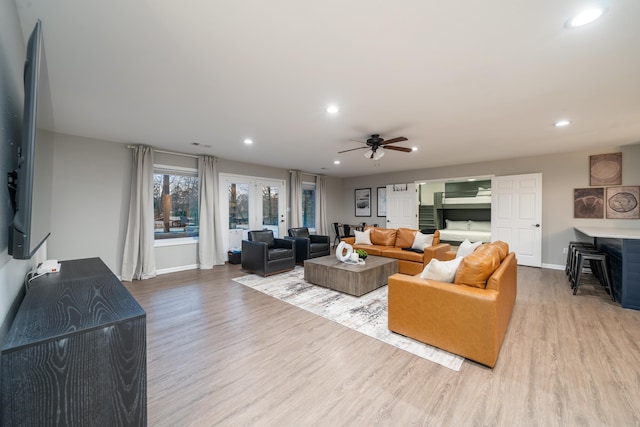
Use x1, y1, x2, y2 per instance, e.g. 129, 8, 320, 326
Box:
46, 131, 131, 273
340, 143, 640, 268
0, 0, 37, 340
41, 136, 346, 276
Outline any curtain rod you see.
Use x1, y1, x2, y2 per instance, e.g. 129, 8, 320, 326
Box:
127, 145, 202, 159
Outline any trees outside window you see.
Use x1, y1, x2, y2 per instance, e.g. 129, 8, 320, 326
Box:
302, 182, 316, 229
153, 170, 199, 239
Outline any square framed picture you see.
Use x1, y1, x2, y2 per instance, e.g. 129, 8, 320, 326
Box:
606, 186, 640, 219
590, 153, 622, 186
355, 188, 371, 217
574, 188, 604, 218
377, 187, 386, 217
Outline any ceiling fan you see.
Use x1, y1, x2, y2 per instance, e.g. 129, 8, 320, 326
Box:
338, 134, 411, 160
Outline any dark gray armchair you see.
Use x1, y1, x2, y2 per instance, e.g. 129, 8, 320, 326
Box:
241, 230, 296, 276
286, 227, 331, 264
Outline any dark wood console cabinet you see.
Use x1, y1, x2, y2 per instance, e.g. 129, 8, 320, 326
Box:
1, 258, 147, 426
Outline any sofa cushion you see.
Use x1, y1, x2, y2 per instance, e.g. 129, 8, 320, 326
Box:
488, 241, 509, 260
381, 247, 424, 263
354, 229, 372, 245
371, 228, 397, 246
412, 231, 434, 250
420, 257, 463, 283
268, 248, 293, 261
454, 243, 502, 288
250, 230, 276, 248
395, 228, 417, 248
456, 239, 482, 258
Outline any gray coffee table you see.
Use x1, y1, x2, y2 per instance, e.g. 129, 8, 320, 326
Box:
303, 255, 398, 296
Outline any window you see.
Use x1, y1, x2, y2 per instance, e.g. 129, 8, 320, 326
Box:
302, 181, 316, 229
153, 167, 199, 240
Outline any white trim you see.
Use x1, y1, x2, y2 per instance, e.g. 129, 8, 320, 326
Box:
542, 263, 564, 270
156, 264, 199, 275
154, 237, 199, 247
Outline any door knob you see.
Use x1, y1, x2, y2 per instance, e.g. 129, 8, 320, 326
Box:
533, 224, 540, 227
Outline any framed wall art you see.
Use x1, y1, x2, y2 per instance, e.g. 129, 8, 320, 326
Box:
590, 152, 622, 186
377, 187, 387, 217
606, 186, 640, 219
355, 188, 371, 217
574, 188, 604, 218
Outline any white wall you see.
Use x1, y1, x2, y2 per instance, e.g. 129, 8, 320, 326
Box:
339, 143, 640, 268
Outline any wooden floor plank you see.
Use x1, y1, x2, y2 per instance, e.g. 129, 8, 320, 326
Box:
124, 263, 640, 426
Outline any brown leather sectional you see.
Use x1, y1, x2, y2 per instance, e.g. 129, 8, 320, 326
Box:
341, 227, 451, 275
387, 241, 517, 368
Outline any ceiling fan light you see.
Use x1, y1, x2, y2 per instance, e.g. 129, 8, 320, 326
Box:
364, 149, 373, 159
373, 149, 385, 160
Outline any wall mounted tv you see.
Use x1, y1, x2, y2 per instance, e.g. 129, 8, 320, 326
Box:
8, 20, 53, 260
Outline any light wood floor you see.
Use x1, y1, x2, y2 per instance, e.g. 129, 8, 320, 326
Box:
125, 264, 640, 426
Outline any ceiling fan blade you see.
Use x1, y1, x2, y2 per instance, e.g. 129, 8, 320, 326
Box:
338, 146, 368, 154
348, 138, 366, 143
381, 137, 408, 145
384, 145, 412, 153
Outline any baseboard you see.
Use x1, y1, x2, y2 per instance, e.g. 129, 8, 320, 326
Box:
541, 263, 564, 270
156, 264, 199, 275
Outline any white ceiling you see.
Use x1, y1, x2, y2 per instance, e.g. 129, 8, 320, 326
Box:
15, 0, 640, 178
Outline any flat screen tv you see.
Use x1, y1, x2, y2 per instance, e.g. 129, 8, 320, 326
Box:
8, 20, 53, 260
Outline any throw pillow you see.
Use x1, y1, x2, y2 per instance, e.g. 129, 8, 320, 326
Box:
454, 244, 501, 288
445, 219, 469, 231
469, 220, 491, 231
411, 231, 434, 250
456, 239, 482, 258
420, 257, 463, 283
354, 229, 372, 245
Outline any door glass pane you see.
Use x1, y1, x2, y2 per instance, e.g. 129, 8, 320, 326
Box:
228, 183, 249, 230
262, 184, 279, 237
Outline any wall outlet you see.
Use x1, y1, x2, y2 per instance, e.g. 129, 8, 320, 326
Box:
563, 247, 568, 254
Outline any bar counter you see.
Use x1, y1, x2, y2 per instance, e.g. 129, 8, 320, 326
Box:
575, 226, 640, 310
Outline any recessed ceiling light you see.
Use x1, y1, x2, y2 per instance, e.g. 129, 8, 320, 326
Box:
326, 105, 339, 114
334, 160, 340, 165
565, 7, 606, 28
412, 147, 418, 151
554, 120, 571, 127
244, 138, 253, 144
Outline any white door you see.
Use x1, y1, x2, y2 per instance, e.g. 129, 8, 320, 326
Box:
491, 173, 542, 267
386, 183, 417, 229
219, 174, 286, 253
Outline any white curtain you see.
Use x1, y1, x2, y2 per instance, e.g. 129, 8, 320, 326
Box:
289, 170, 303, 228
317, 175, 328, 234
198, 155, 225, 269
121, 145, 156, 281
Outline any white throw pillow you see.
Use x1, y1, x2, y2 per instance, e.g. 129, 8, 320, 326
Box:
420, 257, 463, 283
469, 220, 492, 231
456, 239, 482, 258
411, 231, 434, 250
354, 229, 372, 245
445, 219, 469, 231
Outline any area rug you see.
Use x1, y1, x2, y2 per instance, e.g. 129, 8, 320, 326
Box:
233, 267, 464, 371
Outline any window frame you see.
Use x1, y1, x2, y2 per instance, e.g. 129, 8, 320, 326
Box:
153, 164, 200, 246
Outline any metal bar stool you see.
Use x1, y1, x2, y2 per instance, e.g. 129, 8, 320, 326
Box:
566, 241, 594, 277
572, 248, 615, 301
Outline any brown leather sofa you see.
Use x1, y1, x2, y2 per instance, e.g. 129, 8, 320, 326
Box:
341, 227, 451, 275
387, 241, 517, 367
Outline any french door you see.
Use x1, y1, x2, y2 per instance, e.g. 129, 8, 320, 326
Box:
219, 174, 287, 253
